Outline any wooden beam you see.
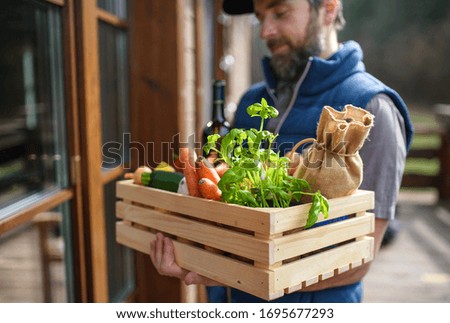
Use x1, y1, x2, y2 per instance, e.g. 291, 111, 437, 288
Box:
0, 190, 73, 235
96, 8, 128, 29
45, 0, 65, 7
74, 0, 109, 302
401, 174, 439, 188
62, 0, 89, 302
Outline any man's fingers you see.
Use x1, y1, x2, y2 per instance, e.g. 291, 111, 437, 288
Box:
160, 237, 187, 278
149, 233, 164, 271
154, 232, 164, 266
184, 272, 221, 286
148, 233, 188, 280
150, 234, 219, 284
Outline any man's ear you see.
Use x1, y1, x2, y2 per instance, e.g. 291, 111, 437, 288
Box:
323, 0, 339, 26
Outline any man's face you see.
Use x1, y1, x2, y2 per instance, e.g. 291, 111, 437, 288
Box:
254, 0, 322, 80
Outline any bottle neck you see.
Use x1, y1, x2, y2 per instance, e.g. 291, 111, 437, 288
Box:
211, 80, 226, 122
212, 99, 225, 122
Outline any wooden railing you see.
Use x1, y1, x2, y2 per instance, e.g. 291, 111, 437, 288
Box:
401, 104, 450, 200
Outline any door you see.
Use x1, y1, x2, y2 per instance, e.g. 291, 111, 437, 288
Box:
0, 0, 134, 302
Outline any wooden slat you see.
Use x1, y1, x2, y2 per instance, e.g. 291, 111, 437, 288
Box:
116, 180, 375, 236
401, 174, 439, 188
270, 190, 375, 234
272, 212, 374, 263
96, 8, 128, 28
101, 167, 125, 185
0, 189, 73, 235
274, 237, 374, 292
45, 0, 65, 6
116, 180, 273, 235
117, 203, 374, 265
75, 0, 109, 302
412, 123, 443, 135
116, 201, 271, 264
116, 222, 282, 300
407, 149, 440, 159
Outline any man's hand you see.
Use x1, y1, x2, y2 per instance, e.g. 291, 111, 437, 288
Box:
149, 232, 223, 286
150, 232, 186, 279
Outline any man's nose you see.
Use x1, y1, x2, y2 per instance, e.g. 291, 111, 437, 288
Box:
260, 17, 277, 40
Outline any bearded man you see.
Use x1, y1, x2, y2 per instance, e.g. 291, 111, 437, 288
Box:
150, 0, 414, 303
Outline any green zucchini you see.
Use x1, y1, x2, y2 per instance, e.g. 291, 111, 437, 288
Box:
141, 170, 184, 192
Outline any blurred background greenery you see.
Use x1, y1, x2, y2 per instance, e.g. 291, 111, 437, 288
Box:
341, 0, 449, 183
342, 0, 450, 106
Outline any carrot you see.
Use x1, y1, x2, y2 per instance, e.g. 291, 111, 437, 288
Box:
214, 162, 229, 178
173, 157, 184, 173
196, 156, 221, 185
179, 147, 200, 197
198, 178, 222, 201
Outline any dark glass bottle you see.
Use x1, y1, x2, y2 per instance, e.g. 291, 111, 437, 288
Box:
202, 80, 231, 156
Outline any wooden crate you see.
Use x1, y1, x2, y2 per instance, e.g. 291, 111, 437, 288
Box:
116, 180, 375, 301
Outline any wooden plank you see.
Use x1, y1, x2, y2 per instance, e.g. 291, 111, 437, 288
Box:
45, 0, 64, 6
401, 174, 438, 188
116, 180, 273, 235
96, 8, 128, 29
0, 189, 73, 235
101, 167, 125, 185
75, 0, 109, 302
117, 180, 374, 235
270, 190, 375, 234
273, 237, 374, 292
116, 222, 280, 300
407, 149, 440, 159
62, 0, 89, 302
272, 212, 374, 263
116, 201, 272, 264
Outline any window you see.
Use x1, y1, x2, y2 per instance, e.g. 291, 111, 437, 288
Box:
0, 0, 68, 217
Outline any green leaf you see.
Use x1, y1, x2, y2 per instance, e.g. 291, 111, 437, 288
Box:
246, 103, 263, 117
246, 98, 279, 120
290, 178, 311, 193
237, 190, 258, 207
319, 193, 329, 219
203, 134, 221, 155
305, 194, 321, 229
218, 167, 243, 192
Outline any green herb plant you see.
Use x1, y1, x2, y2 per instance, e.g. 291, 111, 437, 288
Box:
204, 98, 329, 228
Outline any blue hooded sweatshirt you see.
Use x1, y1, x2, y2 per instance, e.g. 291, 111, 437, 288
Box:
233, 41, 414, 154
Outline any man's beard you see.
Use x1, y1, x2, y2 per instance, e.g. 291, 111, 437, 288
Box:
269, 16, 322, 82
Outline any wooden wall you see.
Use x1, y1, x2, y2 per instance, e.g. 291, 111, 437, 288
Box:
129, 0, 183, 302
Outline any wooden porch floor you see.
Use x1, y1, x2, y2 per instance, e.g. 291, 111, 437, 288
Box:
0, 223, 66, 303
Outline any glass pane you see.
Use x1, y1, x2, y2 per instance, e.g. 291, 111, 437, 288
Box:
0, 202, 73, 302
97, 0, 128, 20
98, 22, 134, 302
104, 180, 134, 302
0, 0, 68, 217
99, 22, 130, 169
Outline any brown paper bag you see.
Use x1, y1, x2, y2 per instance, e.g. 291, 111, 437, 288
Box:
288, 105, 374, 199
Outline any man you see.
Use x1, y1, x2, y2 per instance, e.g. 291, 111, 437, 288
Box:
150, 0, 413, 302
